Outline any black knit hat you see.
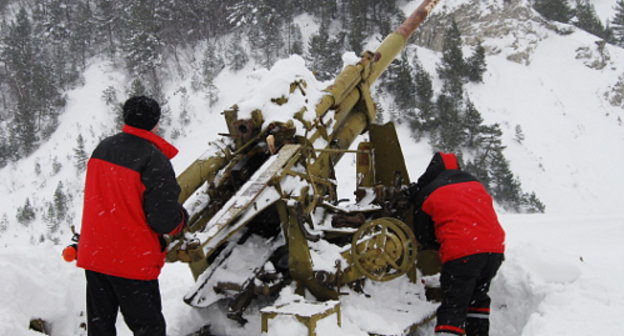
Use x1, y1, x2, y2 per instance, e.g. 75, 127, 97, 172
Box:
122, 96, 161, 130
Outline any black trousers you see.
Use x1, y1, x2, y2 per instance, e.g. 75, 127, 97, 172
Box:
435, 253, 504, 336
85, 270, 166, 336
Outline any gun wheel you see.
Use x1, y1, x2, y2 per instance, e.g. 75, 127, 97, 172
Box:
351, 217, 418, 282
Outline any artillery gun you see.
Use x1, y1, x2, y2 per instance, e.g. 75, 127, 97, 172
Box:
168, 0, 443, 333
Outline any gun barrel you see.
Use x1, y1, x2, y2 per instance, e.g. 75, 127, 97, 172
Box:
396, 0, 442, 40
368, 0, 441, 84
315, 0, 441, 122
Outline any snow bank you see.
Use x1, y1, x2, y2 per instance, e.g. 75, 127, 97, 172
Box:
2, 214, 623, 335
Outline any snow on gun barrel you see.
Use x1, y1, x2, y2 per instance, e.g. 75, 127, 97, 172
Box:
167, 0, 443, 333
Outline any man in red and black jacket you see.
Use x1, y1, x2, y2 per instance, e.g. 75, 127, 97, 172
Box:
77, 96, 188, 336
411, 152, 505, 336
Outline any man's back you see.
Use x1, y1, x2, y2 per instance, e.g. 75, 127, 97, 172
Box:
422, 176, 505, 263
78, 96, 186, 336
78, 127, 182, 280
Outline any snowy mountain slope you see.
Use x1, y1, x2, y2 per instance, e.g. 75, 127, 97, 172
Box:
0, 0, 624, 335
409, 0, 624, 215
468, 28, 624, 215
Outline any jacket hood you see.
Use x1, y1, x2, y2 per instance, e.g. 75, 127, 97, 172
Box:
416, 152, 460, 187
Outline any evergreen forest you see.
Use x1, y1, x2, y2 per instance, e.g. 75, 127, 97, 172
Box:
3, 0, 619, 214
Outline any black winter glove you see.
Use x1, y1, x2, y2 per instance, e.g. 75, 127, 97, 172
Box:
403, 182, 420, 201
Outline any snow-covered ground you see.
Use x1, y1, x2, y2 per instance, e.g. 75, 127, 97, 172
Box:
2, 213, 623, 335
1, 0, 624, 335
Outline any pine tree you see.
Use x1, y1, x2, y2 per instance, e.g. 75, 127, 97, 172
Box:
228, 0, 284, 68
251, 5, 285, 68
286, 23, 304, 56
163, 0, 228, 43
434, 94, 465, 152
347, 0, 367, 55
0, 126, 9, 168
613, 0, 624, 47
467, 123, 502, 191
414, 65, 434, 105
533, 0, 573, 23
226, 33, 249, 71
384, 53, 416, 111
466, 41, 487, 82
463, 100, 484, 148
251, 6, 285, 68
74, 134, 89, 172
147, 86, 170, 131
3, 7, 63, 155
71, 1, 95, 68
478, 124, 505, 158
17, 198, 36, 225
306, 27, 343, 81
32, 58, 61, 140
3, 8, 39, 156
372, 1, 401, 37
371, 103, 383, 124
574, 0, 607, 39
471, 123, 532, 210
122, 0, 164, 83
202, 44, 224, 88
102, 86, 123, 128
521, 192, 546, 213
52, 156, 63, 175
309, 0, 337, 24
35, 162, 42, 176
489, 149, 523, 210
93, 0, 122, 60
0, 214, 8, 234
44, 202, 59, 234
36, 0, 62, 76
177, 88, 191, 127
514, 125, 525, 144
437, 20, 466, 84
387, 104, 401, 123
604, 23, 616, 44
53, 181, 69, 223
42, 0, 80, 88
464, 159, 490, 188
437, 20, 465, 102
152, 0, 180, 47
227, 0, 260, 26
413, 63, 435, 131
202, 44, 223, 105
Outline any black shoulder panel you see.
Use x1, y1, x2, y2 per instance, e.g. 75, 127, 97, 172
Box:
414, 170, 478, 207
91, 133, 159, 172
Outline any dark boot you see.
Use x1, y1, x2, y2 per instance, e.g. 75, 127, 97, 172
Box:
465, 317, 489, 336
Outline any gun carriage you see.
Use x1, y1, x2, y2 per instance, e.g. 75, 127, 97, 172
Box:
167, 0, 443, 333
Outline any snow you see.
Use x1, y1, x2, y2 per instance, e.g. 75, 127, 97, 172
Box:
466, 28, 624, 215
491, 214, 624, 335
3, 215, 623, 335
1, 0, 624, 335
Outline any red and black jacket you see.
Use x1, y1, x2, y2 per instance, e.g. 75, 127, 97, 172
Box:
413, 152, 505, 263
77, 125, 186, 280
